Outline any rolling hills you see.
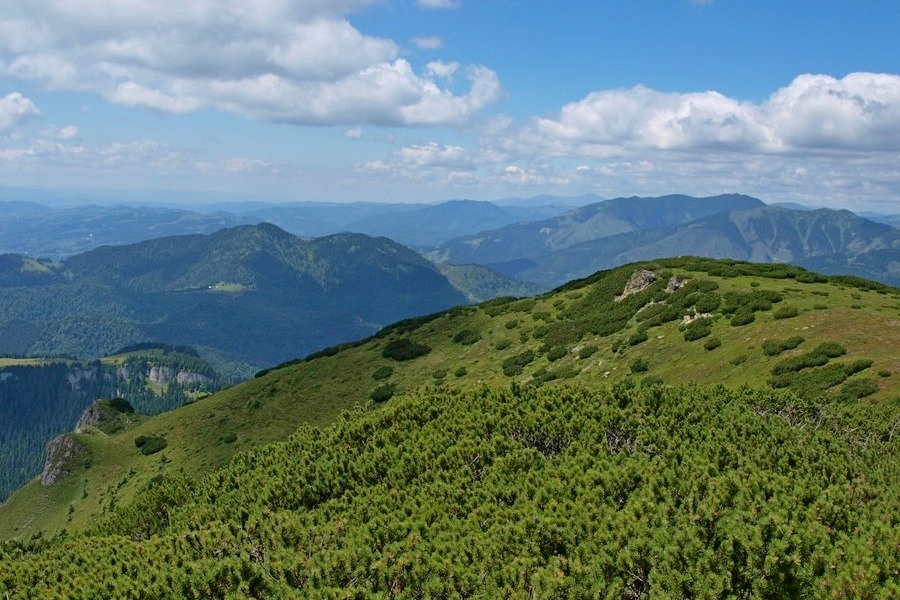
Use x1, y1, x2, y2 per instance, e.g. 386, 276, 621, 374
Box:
428, 195, 900, 288
0, 258, 896, 598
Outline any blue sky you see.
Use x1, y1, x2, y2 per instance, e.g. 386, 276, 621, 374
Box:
0, 0, 898, 212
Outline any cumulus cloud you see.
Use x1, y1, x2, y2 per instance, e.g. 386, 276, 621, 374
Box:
358, 141, 480, 187
193, 157, 274, 175
0, 128, 279, 185
491, 72, 900, 158
395, 142, 472, 169
363, 141, 473, 171
0, 0, 499, 126
0, 92, 41, 132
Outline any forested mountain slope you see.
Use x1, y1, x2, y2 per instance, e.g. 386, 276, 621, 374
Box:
0, 224, 476, 373
1, 258, 896, 581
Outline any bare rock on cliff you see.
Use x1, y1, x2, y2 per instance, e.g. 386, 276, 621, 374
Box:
40, 435, 88, 486
75, 401, 105, 433
148, 365, 178, 387
616, 269, 657, 302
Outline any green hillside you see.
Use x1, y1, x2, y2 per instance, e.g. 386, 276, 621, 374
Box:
1, 258, 897, 596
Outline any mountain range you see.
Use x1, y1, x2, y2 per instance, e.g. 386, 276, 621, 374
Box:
1, 193, 896, 289
427, 194, 900, 287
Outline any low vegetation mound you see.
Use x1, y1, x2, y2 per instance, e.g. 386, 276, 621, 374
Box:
381, 338, 432, 361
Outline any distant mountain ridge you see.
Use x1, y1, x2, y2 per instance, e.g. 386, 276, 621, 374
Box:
427, 194, 765, 266
0, 198, 574, 259
429, 195, 899, 287
0, 204, 255, 259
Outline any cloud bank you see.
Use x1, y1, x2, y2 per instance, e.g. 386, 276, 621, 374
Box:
354, 72, 900, 211
0, 0, 499, 126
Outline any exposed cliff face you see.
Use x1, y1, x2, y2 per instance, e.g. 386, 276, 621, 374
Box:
40, 435, 87, 486
147, 365, 211, 388
64, 365, 111, 391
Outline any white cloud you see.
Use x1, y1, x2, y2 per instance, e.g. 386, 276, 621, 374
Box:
425, 61, 459, 79
417, 0, 461, 9
0, 0, 499, 126
764, 73, 900, 152
396, 142, 472, 168
361, 141, 473, 172
412, 36, 444, 50
109, 82, 203, 114
357, 141, 478, 187
41, 124, 80, 140
344, 127, 363, 139
491, 72, 900, 158
0, 92, 41, 132
0, 130, 279, 184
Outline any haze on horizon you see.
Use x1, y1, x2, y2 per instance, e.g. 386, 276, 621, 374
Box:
0, 0, 898, 213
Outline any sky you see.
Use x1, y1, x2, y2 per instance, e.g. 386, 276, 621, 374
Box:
0, 0, 898, 212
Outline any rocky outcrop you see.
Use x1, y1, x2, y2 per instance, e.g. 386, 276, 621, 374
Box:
148, 365, 178, 387
666, 276, 687, 293
75, 402, 105, 433
616, 269, 657, 302
40, 435, 88, 486
75, 398, 138, 435
147, 366, 211, 388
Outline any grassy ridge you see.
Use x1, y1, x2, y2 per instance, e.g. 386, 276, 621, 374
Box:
1, 258, 897, 543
